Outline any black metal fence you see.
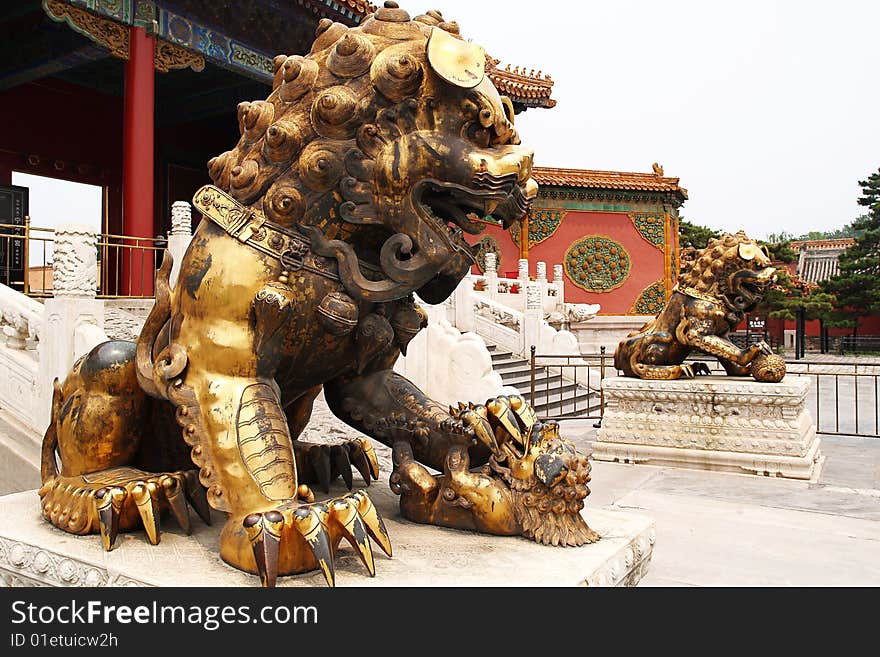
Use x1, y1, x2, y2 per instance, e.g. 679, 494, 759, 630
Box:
528, 348, 611, 421
527, 349, 880, 438
839, 335, 880, 354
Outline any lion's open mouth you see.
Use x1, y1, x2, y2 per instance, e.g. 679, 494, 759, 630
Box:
416, 177, 532, 249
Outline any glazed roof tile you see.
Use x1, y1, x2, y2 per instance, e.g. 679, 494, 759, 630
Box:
532, 166, 688, 199
485, 57, 556, 109
789, 238, 855, 251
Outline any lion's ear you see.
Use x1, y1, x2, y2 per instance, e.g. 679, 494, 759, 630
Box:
426, 27, 485, 89
738, 243, 758, 261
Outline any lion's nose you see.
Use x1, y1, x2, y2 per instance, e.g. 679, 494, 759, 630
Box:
468, 145, 535, 184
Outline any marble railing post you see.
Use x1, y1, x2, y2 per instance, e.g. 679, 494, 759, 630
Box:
168, 201, 193, 289
523, 281, 542, 356
37, 225, 106, 429
453, 276, 475, 333
518, 258, 529, 286
553, 263, 565, 311
484, 252, 499, 302
536, 261, 548, 312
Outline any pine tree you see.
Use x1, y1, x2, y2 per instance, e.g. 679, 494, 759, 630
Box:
821, 168, 880, 335
678, 218, 720, 250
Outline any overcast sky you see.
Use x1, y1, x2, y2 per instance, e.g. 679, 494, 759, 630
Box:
407, 0, 880, 239
13, 1, 879, 243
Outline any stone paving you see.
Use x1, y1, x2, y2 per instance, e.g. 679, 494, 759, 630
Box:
2, 382, 879, 586
560, 419, 880, 586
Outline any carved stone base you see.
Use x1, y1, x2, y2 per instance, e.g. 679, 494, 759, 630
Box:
594, 375, 823, 480
0, 485, 654, 587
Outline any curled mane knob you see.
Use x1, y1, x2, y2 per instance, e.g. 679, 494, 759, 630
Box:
299, 141, 344, 192
311, 20, 348, 53
311, 86, 359, 139
263, 184, 304, 223
238, 101, 274, 143
371, 44, 424, 102
272, 54, 287, 89
327, 32, 376, 78
262, 121, 303, 163
229, 159, 262, 202
207, 151, 234, 188
278, 56, 319, 103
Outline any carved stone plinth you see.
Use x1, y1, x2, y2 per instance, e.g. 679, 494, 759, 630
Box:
594, 375, 822, 480
0, 485, 655, 587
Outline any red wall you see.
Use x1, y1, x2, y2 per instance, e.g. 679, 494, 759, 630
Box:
467, 211, 666, 315
0, 79, 124, 232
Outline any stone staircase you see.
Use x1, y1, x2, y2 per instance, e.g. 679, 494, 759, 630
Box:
486, 344, 602, 418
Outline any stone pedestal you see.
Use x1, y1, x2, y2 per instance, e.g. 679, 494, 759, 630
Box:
594, 375, 822, 480
0, 483, 655, 587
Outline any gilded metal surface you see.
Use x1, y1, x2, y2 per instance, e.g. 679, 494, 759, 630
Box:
390, 396, 599, 546
615, 231, 783, 380
35, 4, 597, 587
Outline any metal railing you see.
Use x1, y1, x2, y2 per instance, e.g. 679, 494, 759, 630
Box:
526, 349, 880, 438
528, 346, 611, 421
96, 232, 165, 298
0, 218, 165, 298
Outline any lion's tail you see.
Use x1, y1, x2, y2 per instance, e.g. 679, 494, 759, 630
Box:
136, 251, 187, 399
40, 378, 63, 483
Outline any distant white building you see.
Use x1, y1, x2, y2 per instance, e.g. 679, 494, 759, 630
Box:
791, 238, 855, 284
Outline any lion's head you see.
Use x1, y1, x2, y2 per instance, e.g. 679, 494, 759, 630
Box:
207, 2, 536, 304
678, 230, 777, 313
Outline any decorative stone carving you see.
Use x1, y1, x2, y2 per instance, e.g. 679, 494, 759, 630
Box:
474, 236, 501, 274
168, 202, 194, 288
594, 375, 823, 480
474, 299, 521, 329
483, 251, 496, 275
518, 258, 529, 281
565, 235, 631, 292
564, 303, 600, 323
52, 225, 98, 298
536, 261, 547, 282
553, 264, 563, 282
170, 201, 193, 235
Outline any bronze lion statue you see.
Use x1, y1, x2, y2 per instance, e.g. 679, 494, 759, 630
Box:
36, 3, 598, 588
615, 230, 785, 382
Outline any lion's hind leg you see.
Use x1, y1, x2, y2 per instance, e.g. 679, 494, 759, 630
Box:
628, 332, 695, 380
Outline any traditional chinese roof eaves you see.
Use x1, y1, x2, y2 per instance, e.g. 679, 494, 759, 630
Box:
302, 0, 376, 24
532, 166, 688, 200
789, 238, 855, 251
485, 57, 556, 109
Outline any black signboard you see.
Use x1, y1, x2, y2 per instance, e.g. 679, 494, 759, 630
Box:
0, 184, 28, 291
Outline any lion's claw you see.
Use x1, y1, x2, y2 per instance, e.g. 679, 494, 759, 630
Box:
239, 490, 391, 588
81, 469, 207, 551
295, 436, 379, 493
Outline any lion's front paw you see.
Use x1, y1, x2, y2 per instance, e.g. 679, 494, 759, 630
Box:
220, 489, 391, 587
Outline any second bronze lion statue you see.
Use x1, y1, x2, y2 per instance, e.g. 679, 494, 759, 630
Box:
615, 230, 786, 382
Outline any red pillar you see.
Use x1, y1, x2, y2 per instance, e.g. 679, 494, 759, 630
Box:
122, 26, 155, 296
